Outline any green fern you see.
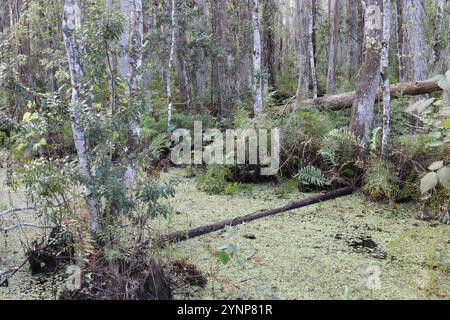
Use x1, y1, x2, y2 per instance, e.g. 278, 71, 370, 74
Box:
295, 165, 328, 187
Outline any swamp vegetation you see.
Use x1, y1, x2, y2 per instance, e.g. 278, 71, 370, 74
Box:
0, 0, 449, 300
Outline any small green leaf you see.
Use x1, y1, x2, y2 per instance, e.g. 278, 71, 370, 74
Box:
23, 112, 32, 122
428, 161, 444, 171
444, 119, 450, 129
420, 172, 439, 194
218, 250, 230, 265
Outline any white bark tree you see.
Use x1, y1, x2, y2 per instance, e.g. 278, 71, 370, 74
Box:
350, 0, 382, 144
252, 0, 263, 115
381, 0, 391, 157
62, 0, 100, 233
124, 0, 144, 190
118, 0, 131, 97
167, 0, 176, 127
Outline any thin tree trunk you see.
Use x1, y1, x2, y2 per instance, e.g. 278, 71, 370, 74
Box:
350, 0, 382, 145
118, 0, 131, 98
62, 0, 100, 233
176, 18, 192, 112
326, 0, 340, 95
295, 0, 310, 107
124, 0, 144, 190
434, 0, 446, 67
307, 0, 318, 98
167, 0, 176, 128
446, 6, 450, 107
263, 0, 276, 88
347, 0, 361, 81
381, 0, 391, 157
193, 0, 209, 110
252, 0, 263, 115
211, 0, 233, 120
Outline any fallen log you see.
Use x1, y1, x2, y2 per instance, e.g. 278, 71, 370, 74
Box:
302, 80, 441, 110
161, 186, 354, 243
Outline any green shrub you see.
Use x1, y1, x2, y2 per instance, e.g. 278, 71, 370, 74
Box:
224, 182, 245, 195
295, 165, 329, 190
362, 158, 400, 204
196, 165, 230, 194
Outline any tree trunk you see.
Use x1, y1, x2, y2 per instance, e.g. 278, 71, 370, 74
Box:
347, 0, 361, 81
295, 0, 310, 107
434, 0, 446, 67
167, 0, 176, 128
252, 0, 263, 115
307, 0, 318, 98
161, 187, 355, 243
381, 0, 391, 157
124, 0, 144, 190
62, 0, 100, 233
211, 0, 233, 120
326, 0, 340, 95
263, 0, 276, 88
176, 20, 192, 112
193, 0, 209, 110
350, 0, 382, 144
401, 0, 428, 83
118, 0, 131, 97
302, 80, 442, 109
446, 6, 450, 107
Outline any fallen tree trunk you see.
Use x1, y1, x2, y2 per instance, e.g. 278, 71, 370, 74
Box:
161, 186, 354, 243
303, 80, 441, 110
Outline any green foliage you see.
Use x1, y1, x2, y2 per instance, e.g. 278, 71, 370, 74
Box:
362, 158, 400, 204
318, 128, 365, 176
223, 182, 245, 195
196, 165, 230, 194
137, 179, 176, 218
420, 162, 450, 194
295, 165, 328, 189
389, 95, 411, 135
